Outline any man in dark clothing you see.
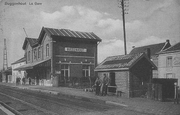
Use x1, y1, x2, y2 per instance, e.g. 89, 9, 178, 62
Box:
94, 77, 101, 95
102, 74, 110, 96
29, 77, 31, 85
174, 83, 179, 104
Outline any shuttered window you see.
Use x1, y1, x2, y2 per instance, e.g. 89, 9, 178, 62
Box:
166, 56, 172, 67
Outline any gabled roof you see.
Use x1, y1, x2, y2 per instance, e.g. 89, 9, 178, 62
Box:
22, 37, 38, 50
95, 53, 156, 71
22, 27, 101, 50
158, 41, 180, 54
129, 40, 171, 56
11, 57, 26, 65
37, 27, 102, 44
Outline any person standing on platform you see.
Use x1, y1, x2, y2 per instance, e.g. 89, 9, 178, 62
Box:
174, 82, 179, 104
29, 77, 31, 85
102, 74, 110, 96
94, 77, 101, 95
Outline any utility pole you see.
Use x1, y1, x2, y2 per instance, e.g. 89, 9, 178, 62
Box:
1, 9, 8, 70
3, 39, 8, 71
118, 0, 129, 55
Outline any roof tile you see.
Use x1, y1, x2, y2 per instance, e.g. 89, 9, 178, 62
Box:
95, 53, 143, 70
163, 42, 180, 52
11, 57, 26, 65
44, 27, 101, 41
129, 41, 170, 56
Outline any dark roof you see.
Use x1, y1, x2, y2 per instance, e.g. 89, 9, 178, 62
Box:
27, 38, 37, 46
22, 37, 38, 50
22, 27, 101, 50
14, 59, 50, 70
129, 40, 171, 56
11, 57, 26, 65
39, 27, 101, 42
95, 53, 156, 71
158, 41, 180, 54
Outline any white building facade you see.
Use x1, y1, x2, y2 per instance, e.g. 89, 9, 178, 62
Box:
158, 42, 180, 86
11, 57, 26, 84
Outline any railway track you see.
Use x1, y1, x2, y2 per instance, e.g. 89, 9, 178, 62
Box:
0, 85, 118, 115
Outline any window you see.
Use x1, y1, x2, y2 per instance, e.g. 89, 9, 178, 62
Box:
28, 51, 30, 61
166, 73, 173, 78
38, 47, 41, 58
46, 44, 49, 57
34, 48, 37, 60
166, 56, 172, 67
82, 65, 90, 77
61, 64, 69, 78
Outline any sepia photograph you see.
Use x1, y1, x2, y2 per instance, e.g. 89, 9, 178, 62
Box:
0, 0, 180, 115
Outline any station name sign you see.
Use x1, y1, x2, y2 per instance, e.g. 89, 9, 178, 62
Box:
65, 47, 87, 52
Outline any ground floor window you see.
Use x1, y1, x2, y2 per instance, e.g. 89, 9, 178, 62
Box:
166, 73, 174, 78
61, 64, 70, 79
82, 65, 90, 77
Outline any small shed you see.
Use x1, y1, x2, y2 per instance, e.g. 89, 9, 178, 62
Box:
95, 53, 157, 98
148, 78, 178, 101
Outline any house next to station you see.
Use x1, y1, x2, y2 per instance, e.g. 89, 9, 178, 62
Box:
129, 40, 171, 78
157, 41, 180, 86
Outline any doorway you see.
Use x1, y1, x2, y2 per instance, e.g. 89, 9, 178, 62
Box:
109, 72, 116, 93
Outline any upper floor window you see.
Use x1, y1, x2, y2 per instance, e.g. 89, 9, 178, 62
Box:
82, 65, 90, 77
166, 56, 172, 67
28, 51, 30, 61
38, 47, 41, 59
34, 48, 37, 60
46, 44, 49, 57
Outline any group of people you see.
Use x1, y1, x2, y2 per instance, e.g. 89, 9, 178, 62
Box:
94, 74, 110, 96
16, 77, 25, 85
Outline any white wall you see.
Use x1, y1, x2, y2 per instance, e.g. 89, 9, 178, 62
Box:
158, 51, 180, 86
11, 61, 26, 83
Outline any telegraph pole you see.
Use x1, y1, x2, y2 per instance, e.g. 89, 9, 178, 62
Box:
1, 9, 8, 70
118, 0, 129, 55
3, 39, 8, 71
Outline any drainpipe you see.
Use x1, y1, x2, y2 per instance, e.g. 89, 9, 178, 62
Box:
51, 37, 54, 86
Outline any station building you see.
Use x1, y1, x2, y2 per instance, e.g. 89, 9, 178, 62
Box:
15, 27, 101, 87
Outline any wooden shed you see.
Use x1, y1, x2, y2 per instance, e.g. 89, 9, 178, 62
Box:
95, 53, 157, 98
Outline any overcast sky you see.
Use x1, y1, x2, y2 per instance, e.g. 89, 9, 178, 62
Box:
0, 0, 180, 69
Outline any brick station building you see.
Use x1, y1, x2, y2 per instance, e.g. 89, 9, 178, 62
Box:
15, 27, 101, 87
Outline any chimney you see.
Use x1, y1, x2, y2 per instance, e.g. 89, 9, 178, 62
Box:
146, 48, 151, 59
132, 46, 135, 49
166, 39, 169, 43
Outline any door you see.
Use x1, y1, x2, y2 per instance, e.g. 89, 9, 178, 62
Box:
109, 72, 116, 93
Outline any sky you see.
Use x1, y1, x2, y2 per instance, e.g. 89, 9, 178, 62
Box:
0, 0, 180, 70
